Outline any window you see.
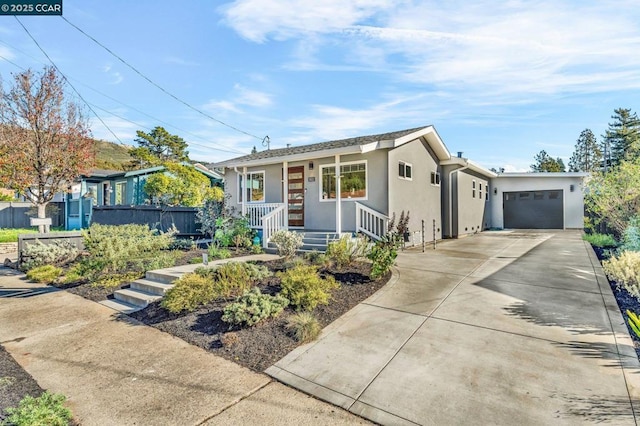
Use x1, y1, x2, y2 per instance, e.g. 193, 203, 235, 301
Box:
238, 171, 265, 203
85, 183, 98, 206
398, 161, 412, 180
430, 171, 440, 186
320, 161, 367, 200
115, 181, 126, 205
472, 180, 476, 198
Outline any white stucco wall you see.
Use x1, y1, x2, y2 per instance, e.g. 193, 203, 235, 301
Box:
489, 173, 587, 229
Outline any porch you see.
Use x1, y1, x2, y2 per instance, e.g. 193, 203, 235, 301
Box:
243, 202, 389, 249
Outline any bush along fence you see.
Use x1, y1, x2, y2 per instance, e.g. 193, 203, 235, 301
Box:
0, 202, 64, 228
18, 231, 83, 269
91, 205, 202, 236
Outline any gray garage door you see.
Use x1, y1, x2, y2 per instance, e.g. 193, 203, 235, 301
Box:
503, 190, 563, 229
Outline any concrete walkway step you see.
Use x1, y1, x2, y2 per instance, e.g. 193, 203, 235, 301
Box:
145, 270, 182, 284
113, 288, 162, 308
131, 279, 174, 296
98, 298, 141, 314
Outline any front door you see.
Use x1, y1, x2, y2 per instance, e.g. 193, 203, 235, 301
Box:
287, 166, 304, 227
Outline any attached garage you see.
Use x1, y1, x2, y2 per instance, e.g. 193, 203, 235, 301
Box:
503, 190, 563, 229
489, 172, 588, 230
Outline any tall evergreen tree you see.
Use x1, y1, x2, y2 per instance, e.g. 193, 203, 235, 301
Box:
568, 129, 602, 172
602, 108, 640, 165
531, 150, 566, 172
130, 126, 189, 167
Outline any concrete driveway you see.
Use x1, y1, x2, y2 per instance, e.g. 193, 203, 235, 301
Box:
267, 230, 640, 425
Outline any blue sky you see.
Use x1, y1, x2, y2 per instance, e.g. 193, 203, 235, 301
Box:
0, 1, 639, 171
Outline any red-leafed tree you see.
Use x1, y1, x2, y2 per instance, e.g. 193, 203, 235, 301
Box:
0, 66, 95, 232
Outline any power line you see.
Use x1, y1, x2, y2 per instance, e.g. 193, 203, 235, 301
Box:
0, 40, 246, 154
14, 16, 124, 144
61, 16, 266, 142
89, 103, 249, 155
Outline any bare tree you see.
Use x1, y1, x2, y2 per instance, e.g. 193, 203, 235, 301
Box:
0, 66, 94, 232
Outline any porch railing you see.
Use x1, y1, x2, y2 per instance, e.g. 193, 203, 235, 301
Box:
262, 204, 286, 248
355, 202, 388, 241
243, 203, 284, 229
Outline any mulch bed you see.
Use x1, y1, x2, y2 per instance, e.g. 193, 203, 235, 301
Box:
129, 260, 390, 372
592, 247, 640, 358
0, 345, 44, 422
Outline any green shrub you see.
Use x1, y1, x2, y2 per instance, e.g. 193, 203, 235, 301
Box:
367, 235, 398, 279
3, 391, 72, 426
79, 224, 176, 284
278, 265, 339, 311
161, 273, 215, 313
222, 287, 289, 326
627, 310, 640, 338
621, 215, 640, 252
212, 262, 252, 298
25, 265, 62, 284
249, 244, 263, 255
582, 233, 618, 248
603, 251, 640, 299
208, 245, 231, 259
303, 250, 328, 267
326, 235, 369, 268
270, 230, 303, 258
169, 238, 196, 251
286, 312, 321, 343
20, 240, 79, 271
189, 256, 204, 264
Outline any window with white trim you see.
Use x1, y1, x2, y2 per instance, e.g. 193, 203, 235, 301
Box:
320, 161, 367, 201
238, 171, 265, 203
430, 171, 440, 186
398, 161, 412, 180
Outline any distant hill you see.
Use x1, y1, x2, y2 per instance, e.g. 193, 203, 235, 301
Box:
94, 139, 134, 171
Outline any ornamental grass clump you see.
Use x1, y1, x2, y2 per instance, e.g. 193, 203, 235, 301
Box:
286, 312, 322, 343
278, 264, 339, 311
222, 287, 289, 327
25, 265, 62, 284
603, 251, 640, 299
582, 233, 618, 249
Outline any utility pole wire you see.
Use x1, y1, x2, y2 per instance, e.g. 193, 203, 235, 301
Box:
62, 16, 265, 143
15, 16, 124, 144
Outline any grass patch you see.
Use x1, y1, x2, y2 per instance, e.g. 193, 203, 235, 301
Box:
26, 265, 62, 284
0, 227, 64, 243
3, 391, 72, 426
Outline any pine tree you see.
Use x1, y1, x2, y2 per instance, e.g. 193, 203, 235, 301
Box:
130, 126, 189, 167
602, 108, 640, 165
568, 129, 602, 172
531, 150, 565, 172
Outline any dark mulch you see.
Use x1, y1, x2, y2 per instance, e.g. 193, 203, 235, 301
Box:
0, 345, 44, 422
592, 246, 640, 358
129, 260, 390, 372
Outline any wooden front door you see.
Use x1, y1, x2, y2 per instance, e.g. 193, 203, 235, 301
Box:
287, 166, 304, 227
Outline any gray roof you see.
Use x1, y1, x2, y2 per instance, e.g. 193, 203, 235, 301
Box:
214, 126, 430, 167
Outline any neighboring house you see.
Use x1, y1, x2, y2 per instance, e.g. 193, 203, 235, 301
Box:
65, 165, 222, 230
213, 125, 588, 248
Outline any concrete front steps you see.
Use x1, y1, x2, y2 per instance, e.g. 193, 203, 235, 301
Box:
99, 254, 281, 314
267, 231, 345, 253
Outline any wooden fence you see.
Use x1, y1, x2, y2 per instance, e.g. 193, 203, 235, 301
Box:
91, 205, 201, 235
0, 202, 64, 228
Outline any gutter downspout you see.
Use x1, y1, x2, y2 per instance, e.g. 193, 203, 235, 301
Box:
448, 164, 468, 239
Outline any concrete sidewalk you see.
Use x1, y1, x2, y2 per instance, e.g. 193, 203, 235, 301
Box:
0, 267, 370, 425
268, 230, 640, 425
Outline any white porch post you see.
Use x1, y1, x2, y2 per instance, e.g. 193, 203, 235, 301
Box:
241, 166, 247, 216
283, 161, 289, 230
335, 154, 341, 234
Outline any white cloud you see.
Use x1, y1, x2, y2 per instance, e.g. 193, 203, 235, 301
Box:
163, 56, 199, 66
102, 63, 123, 85
203, 84, 272, 117
89, 114, 139, 144
221, 0, 640, 100
220, 0, 396, 42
